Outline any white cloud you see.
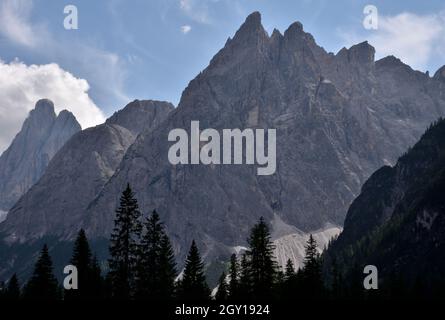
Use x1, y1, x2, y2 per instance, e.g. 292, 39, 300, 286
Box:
339, 12, 445, 71
181, 25, 192, 34
0, 59, 106, 153
179, 0, 210, 24
0, 0, 46, 48
0, 0, 129, 112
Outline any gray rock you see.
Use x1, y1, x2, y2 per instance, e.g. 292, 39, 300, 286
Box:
0, 99, 81, 211
0, 100, 173, 243
84, 12, 445, 264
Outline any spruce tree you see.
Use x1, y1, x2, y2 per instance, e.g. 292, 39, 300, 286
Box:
238, 254, 251, 296
246, 217, 277, 300
157, 234, 177, 299
65, 229, 93, 300
285, 259, 295, 280
179, 240, 210, 301
23, 244, 59, 300
228, 254, 240, 300
5, 273, 20, 300
108, 184, 142, 299
302, 234, 323, 298
136, 211, 176, 300
215, 272, 228, 301
281, 259, 298, 299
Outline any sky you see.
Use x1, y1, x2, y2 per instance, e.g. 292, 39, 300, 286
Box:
1, 0, 445, 152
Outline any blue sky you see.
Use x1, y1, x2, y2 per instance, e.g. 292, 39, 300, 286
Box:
0, 0, 445, 151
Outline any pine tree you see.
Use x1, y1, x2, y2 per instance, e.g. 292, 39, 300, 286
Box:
228, 254, 240, 300
285, 259, 295, 280
246, 217, 277, 300
108, 184, 142, 299
65, 229, 92, 300
136, 211, 176, 300
238, 254, 251, 296
179, 240, 210, 301
157, 234, 177, 299
281, 259, 298, 299
302, 234, 323, 298
215, 272, 228, 301
23, 244, 59, 300
5, 273, 20, 300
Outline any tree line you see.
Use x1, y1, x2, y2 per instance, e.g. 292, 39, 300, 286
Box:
0, 184, 433, 301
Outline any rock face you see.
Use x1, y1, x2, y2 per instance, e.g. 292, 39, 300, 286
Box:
2, 12, 445, 272
84, 12, 445, 264
0, 99, 81, 211
0, 100, 173, 243
326, 118, 445, 285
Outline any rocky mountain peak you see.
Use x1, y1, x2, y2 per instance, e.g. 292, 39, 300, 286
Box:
29, 99, 56, 124
0, 99, 81, 211
337, 41, 375, 66
284, 21, 304, 37
106, 99, 174, 135
230, 11, 268, 45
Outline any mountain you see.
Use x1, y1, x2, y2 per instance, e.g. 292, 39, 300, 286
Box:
0, 99, 81, 212
2, 12, 445, 275
83, 12, 445, 264
0, 100, 173, 244
325, 117, 445, 288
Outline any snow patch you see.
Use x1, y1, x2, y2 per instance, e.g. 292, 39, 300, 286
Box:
233, 246, 248, 255
273, 225, 342, 271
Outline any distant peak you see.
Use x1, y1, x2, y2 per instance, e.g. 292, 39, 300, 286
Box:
57, 109, 78, 122
284, 21, 304, 36
30, 99, 56, 122
231, 11, 267, 43
35, 99, 55, 113
245, 11, 261, 26
337, 41, 375, 65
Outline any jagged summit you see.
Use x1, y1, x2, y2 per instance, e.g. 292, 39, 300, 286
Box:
230, 11, 268, 45
336, 41, 375, 65
0, 99, 81, 211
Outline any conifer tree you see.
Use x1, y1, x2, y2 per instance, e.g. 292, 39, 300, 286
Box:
23, 244, 59, 300
136, 211, 176, 300
281, 259, 298, 299
246, 217, 277, 300
228, 254, 240, 300
238, 254, 251, 296
108, 184, 142, 299
5, 273, 20, 300
65, 229, 92, 299
178, 240, 210, 301
285, 259, 295, 280
302, 234, 323, 297
215, 272, 228, 301
157, 234, 177, 299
